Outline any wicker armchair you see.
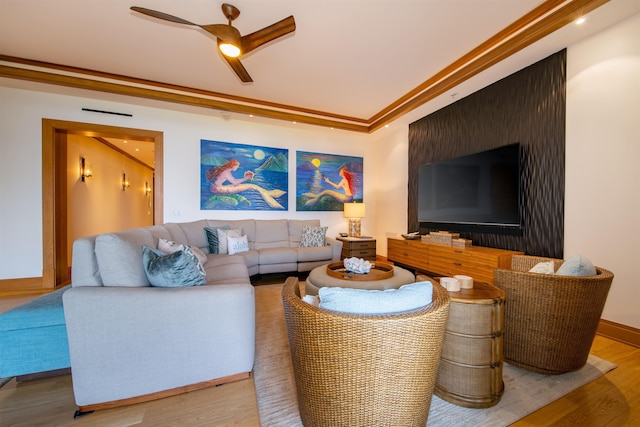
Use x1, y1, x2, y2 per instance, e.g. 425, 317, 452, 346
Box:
281, 276, 450, 427
494, 255, 614, 375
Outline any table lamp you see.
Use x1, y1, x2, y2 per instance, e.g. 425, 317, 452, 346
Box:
343, 202, 366, 237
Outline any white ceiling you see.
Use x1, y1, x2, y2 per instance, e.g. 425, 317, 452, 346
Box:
1, 0, 639, 130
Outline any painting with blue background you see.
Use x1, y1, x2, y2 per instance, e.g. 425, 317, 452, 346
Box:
296, 151, 363, 211
201, 140, 288, 210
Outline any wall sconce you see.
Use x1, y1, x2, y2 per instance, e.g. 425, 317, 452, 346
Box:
121, 173, 130, 191
343, 202, 366, 238
79, 157, 92, 182
144, 180, 152, 197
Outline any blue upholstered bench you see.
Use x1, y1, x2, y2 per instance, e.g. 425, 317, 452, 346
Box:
0, 286, 71, 379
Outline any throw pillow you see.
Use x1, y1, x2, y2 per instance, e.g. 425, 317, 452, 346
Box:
158, 238, 207, 265
318, 281, 433, 314
142, 245, 206, 287
228, 235, 249, 255
216, 228, 242, 255
300, 225, 328, 248
301, 294, 320, 306
529, 260, 555, 274
556, 254, 597, 276
204, 225, 230, 254
158, 237, 182, 253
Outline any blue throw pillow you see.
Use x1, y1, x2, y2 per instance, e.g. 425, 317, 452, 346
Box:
204, 225, 230, 254
142, 245, 206, 287
556, 254, 597, 276
318, 281, 433, 314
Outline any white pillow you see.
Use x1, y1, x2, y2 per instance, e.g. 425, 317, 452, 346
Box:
529, 261, 555, 274
227, 235, 249, 255
158, 237, 181, 253
158, 238, 207, 265
301, 294, 320, 306
216, 228, 242, 254
318, 281, 433, 315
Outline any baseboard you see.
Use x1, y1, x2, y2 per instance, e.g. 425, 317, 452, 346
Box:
597, 319, 640, 348
0, 277, 49, 295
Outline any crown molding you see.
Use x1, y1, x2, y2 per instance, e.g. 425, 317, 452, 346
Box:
0, 0, 609, 133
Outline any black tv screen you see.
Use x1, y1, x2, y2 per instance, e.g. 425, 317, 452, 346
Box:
418, 143, 521, 231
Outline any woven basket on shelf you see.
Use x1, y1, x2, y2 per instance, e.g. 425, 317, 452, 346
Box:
494, 255, 614, 375
281, 276, 450, 427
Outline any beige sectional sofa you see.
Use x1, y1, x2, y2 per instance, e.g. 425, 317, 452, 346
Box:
63, 218, 339, 415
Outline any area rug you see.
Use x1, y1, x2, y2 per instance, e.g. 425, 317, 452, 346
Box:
253, 283, 617, 427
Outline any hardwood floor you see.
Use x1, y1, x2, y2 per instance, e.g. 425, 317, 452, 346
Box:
1, 293, 638, 426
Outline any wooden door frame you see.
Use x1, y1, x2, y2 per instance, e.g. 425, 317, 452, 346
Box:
42, 119, 164, 289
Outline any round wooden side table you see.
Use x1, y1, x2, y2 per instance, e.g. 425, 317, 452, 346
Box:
434, 281, 505, 408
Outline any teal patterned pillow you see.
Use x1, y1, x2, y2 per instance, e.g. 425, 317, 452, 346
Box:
300, 225, 328, 248
204, 225, 230, 254
142, 245, 206, 287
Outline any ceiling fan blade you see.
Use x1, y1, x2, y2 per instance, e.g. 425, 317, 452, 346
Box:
130, 6, 197, 26
218, 45, 253, 82
200, 24, 241, 45
241, 16, 296, 54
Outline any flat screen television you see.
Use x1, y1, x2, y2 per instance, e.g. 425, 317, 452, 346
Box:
418, 143, 522, 234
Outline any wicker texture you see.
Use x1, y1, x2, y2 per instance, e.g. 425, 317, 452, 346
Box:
281, 277, 450, 427
494, 255, 614, 375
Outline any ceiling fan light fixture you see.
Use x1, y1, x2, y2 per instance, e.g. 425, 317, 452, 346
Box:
219, 42, 241, 57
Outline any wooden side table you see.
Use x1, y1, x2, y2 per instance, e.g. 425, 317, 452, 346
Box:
434, 281, 505, 408
336, 236, 376, 261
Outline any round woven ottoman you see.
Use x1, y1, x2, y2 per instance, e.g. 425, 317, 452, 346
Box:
305, 263, 416, 296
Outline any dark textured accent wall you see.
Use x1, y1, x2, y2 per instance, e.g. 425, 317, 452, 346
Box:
408, 50, 566, 258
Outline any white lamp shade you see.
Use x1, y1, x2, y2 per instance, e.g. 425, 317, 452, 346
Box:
343, 202, 366, 218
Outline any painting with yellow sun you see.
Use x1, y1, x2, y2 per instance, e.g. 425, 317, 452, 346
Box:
201, 140, 288, 210
296, 150, 363, 211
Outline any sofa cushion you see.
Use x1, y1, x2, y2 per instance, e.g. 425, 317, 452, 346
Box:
299, 225, 328, 247
259, 247, 298, 265
204, 225, 230, 254
255, 219, 289, 250
297, 245, 333, 262
71, 236, 103, 286
318, 281, 434, 314
556, 254, 597, 276
142, 246, 206, 287
202, 257, 251, 285
145, 225, 173, 243
95, 229, 155, 287
176, 220, 210, 250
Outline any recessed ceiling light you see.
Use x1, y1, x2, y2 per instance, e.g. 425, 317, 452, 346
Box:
575, 17, 587, 25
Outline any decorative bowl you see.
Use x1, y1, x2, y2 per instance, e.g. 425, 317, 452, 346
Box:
401, 233, 421, 240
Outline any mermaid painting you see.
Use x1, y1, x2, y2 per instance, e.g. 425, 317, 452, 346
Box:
206, 159, 286, 209
303, 166, 354, 207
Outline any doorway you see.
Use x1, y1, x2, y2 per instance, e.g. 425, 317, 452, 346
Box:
42, 119, 164, 289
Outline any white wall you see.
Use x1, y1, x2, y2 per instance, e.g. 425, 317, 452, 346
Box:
66, 134, 155, 261
0, 86, 371, 279
370, 124, 410, 256
566, 13, 640, 328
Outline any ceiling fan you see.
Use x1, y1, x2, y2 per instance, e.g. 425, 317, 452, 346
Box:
130, 3, 296, 83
